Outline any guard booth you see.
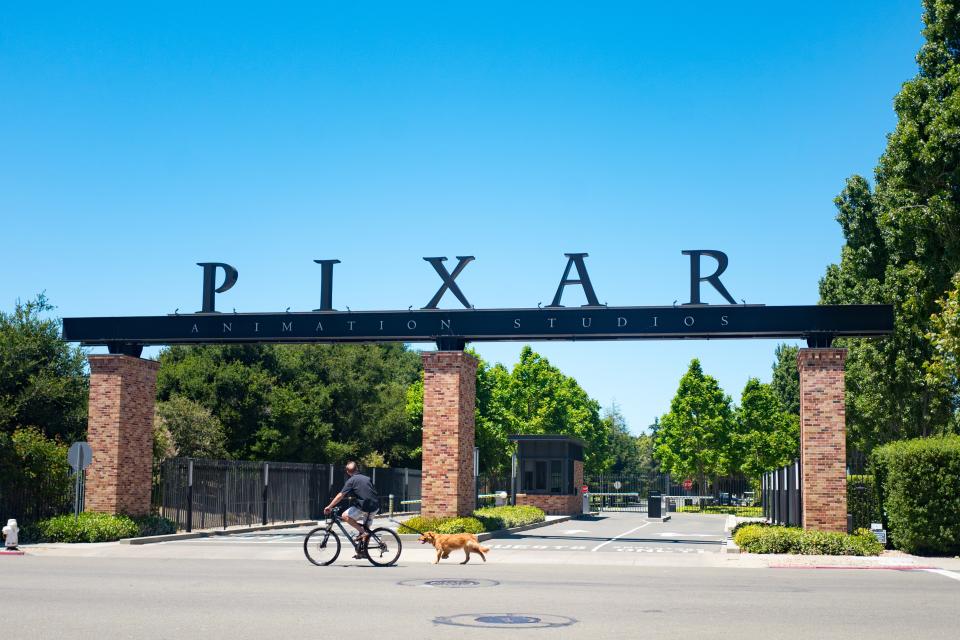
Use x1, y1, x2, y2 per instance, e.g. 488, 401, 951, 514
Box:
510, 434, 585, 515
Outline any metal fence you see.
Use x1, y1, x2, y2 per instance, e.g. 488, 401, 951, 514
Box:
0, 473, 78, 526
155, 458, 421, 532
762, 460, 802, 527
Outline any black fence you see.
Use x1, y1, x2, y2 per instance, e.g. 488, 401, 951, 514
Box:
155, 458, 421, 532
762, 460, 802, 527
0, 473, 78, 526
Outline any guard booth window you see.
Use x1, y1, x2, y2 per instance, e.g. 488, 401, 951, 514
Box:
522, 459, 565, 494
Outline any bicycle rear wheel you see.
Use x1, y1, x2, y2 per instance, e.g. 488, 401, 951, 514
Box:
365, 527, 402, 566
304, 527, 341, 566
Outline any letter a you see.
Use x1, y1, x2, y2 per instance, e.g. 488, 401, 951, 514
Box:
548, 253, 600, 307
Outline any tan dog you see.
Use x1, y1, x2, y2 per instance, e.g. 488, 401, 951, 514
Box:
418, 531, 490, 564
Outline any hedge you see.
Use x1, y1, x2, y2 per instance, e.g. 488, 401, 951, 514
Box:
21, 513, 178, 543
872, 436, 960, 555
733, 524, 884, 556
398, 505, 545, 534
677, 506, 763, 517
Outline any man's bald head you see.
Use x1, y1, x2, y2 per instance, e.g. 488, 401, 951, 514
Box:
345, 461, 357, 475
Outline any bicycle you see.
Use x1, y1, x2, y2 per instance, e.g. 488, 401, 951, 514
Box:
303, 506, 402, 567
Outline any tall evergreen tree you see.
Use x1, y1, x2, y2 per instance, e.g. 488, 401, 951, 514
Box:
820, 0, 960, 451
770, 344, 800, 416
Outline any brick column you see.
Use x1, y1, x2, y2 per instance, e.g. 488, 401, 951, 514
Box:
85, 355, 160, 516
797, 348, 847, 532
421, 351, 478, 518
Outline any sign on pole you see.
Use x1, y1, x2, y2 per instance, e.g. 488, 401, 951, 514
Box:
68, 442, 92, 472
67, 442, 92, 521
683, 478, 693, 491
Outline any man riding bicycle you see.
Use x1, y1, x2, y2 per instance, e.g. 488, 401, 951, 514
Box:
324, 462, 379, 555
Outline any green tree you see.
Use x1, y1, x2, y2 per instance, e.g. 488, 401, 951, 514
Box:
157, 343, 422, 465
154, 396, 229, 459
0, 295, 88, 442
654, 359, 734, 492
604, 404, 645, 475
771, 344, 800, 415
819, 1, 960, 452
735, 378, 800, 479
504, 346, 609, 472
928, 273, 960, 431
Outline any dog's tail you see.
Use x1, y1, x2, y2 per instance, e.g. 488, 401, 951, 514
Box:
478, 545, 490, 553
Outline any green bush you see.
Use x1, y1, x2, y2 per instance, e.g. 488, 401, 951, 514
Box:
733, 524, 883, 556
398, 505, 545, 534
132, 515, 177, 537
872, 436, 960, 555
677, 505, 763, 517
474, 505, 545, 529
847, 474, 881, 531
20, 512, 177, 543
24, 513, 139, 543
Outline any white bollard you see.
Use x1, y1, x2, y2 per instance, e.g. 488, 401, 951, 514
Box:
2, 519, 19, 550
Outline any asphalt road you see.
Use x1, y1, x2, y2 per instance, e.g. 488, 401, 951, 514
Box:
4, 513, 959, 638
3, 553, 958, 639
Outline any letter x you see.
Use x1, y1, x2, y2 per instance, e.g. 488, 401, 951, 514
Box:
422, 256, 475, 309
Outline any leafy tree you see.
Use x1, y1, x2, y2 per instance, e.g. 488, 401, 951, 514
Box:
605, 404, 645, 475
0, 295, 87, 442
735, 378, 800, 479
654, 359, 734, 491
928, 273, 960, 431
819, 1, 960, 452
504, 347, 609, 473
771, 344, 800, 415
154, 396, 229, 459
157, 343, 422, 466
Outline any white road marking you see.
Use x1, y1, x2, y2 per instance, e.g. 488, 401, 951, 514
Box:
657, 532, 720, 538
925, 569, 960, 583
560, 529, 588, 534
591, 522, 651, 552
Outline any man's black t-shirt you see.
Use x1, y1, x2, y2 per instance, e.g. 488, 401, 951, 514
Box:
342, 473, 378, 512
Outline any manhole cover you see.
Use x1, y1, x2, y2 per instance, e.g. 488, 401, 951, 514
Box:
399, 578, 499, 589
434, 613, 577, 629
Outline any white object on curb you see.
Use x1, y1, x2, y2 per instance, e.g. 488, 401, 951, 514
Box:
2, 519, 19, 549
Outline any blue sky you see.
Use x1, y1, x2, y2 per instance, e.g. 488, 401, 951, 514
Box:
1, 2, 923, 433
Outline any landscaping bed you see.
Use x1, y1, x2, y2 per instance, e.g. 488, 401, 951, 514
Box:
678, 505, 763, 517
21, 513, 177, 543
732, 522, 884, 556
398, 505, 545, 534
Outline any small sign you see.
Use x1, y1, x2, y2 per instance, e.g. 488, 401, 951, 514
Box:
613, 481, 622, 490
581, 485, 589, 494
872, 529, 887, 545
682, 478, 693, 491
68, 442, 93, 472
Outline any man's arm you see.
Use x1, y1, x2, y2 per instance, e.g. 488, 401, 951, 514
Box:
324, 492, 346, 514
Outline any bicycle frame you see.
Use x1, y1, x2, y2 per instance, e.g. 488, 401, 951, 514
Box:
323, 513, 371, 552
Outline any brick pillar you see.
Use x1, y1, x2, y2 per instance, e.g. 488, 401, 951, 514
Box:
797, 348, 847, 532
421, 351, 478, 518
85, 355, 160, 516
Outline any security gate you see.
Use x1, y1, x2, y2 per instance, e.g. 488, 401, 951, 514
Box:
585, 475, 653, 512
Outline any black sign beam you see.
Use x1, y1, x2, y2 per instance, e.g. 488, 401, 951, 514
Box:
62, 304, 893, 354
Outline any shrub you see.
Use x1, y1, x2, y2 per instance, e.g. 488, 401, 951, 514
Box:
733, 524, 883, 556
23, 513, 140, 543
474, 505, 545, 529
398, 505, 545, 534
677, 505, 764, 517
872, 436, 960, 555
132, 515, 177, 537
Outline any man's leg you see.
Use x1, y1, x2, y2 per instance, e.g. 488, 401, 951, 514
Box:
342, 515, 368, 539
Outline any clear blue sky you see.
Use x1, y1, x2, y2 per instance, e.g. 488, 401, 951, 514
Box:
0, 2, 923, 433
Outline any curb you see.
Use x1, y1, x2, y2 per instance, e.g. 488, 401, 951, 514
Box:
397, 515, 573, 542
120, 520, 320, 545
725, 538, 740, 554
647, 515, 671, 522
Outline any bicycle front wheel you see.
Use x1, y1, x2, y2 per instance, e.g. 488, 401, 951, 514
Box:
365, 527, 402, 566
304, 527, 341, 566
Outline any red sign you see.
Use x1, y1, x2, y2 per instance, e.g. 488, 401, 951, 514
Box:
682, 479, 693, 491
581, 485, 589, 494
